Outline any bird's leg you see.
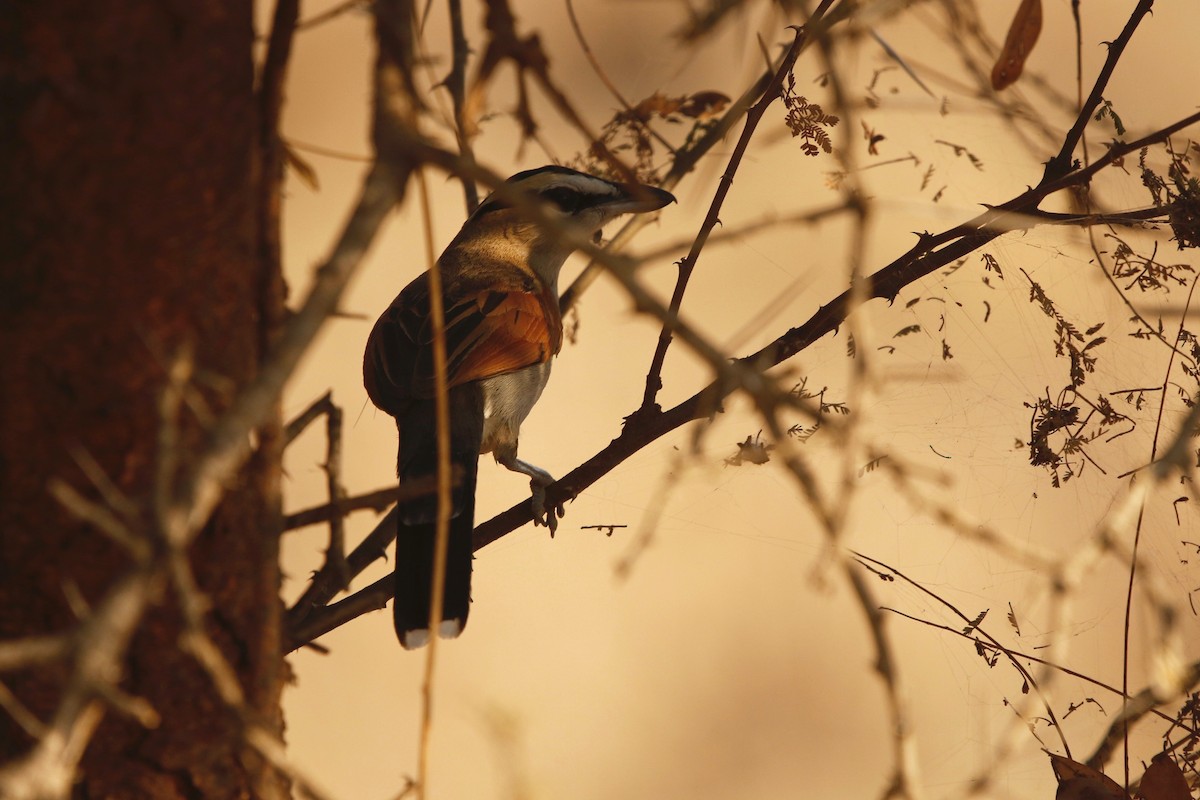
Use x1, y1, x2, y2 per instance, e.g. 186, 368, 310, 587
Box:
495, 451, 564, 535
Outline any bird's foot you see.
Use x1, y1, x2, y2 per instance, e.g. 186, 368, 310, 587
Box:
495, 453, 567, 535
529, 478, 567, 537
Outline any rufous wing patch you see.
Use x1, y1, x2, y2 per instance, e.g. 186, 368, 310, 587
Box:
449, 290, 556, 386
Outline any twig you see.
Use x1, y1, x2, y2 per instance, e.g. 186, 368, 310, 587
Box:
444, 0, 478, 213
809, 9, 918, 795
844, 563, 924, 800
0, 680, 47, 739
1120, 274, 1200, 781
0, 635, 71, 672
463, 0, 633, 182
294, 0, 369, 33
283, 390, 353, 589
285, 391, 335, 446
47, 480, 148, 561
637, 9, 837, 414
413, 159, 450, 800
855, 552, 1071, 756
0, 568, 160, 799
174, 161, 404, 545
632, 201, 854, 265
285, 484, 405, 530
286, 508, 398, 634
564, 0, 675, 155
1087, 661, 1200, 769
1043, 0, 1155, 182
285, 96, 1200, 643
879, 605, 1195, 725
288, 574, 393, 650
323, 397, 352, 591
245, 725, 341, 800
257, 0, 299, 361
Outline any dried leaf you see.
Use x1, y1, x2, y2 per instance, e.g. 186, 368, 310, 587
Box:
782, 77, 839, 157
961, 609, 988, 635
677, 90, 730, 119
1136, 752, 1190, 800
575, 89, 731, 184
1049, 754, 1130, 800
627, 90, 729, 123
992, 0, 1043, 91
725, 433, 774, 467
858, 455, 886, 477
631, 92, 680, 119
1007, 602, 1021, 635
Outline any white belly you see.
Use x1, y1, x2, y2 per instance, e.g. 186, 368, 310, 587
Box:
478, 361, 553, 455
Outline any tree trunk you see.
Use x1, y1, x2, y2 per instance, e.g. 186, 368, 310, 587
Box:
0, 2, 287, 797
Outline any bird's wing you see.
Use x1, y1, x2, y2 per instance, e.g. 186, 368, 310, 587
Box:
446, 288, 561, 385
363, 272, 562, 414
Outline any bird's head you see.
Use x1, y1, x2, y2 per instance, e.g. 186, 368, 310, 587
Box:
472, 164, 672, 245
473, 165, 675, 236
454, 166, 675, 286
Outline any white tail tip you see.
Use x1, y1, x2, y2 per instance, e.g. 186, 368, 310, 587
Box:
400, 619, 465, 650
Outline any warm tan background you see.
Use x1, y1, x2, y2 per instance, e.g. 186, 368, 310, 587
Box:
270, 2, 1200, 797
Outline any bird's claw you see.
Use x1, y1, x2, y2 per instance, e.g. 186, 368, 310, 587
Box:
530, 481, 567, 537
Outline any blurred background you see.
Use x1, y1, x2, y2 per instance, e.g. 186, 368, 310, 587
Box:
269, 2, 1200, 797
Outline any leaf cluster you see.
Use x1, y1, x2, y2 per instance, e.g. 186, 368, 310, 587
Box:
782, 71, 839, 157
572, 90, 731, 184
1141, 140, 1200, 250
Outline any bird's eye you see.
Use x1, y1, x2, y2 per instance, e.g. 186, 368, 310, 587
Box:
540, 186, 584, 214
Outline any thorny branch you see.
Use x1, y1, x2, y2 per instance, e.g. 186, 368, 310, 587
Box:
638, 4, 838, 415
464, 0, 632, 181
480, 124, 1200, 543
281, 1, 1200, 796
287, 391, 353, 593
279, 1, 1200, 781
285, 5, 1200, 660
1042, 0, 1154, 184
444, 0, 478, 214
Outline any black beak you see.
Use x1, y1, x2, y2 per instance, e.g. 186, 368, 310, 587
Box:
611, 183, 677, 214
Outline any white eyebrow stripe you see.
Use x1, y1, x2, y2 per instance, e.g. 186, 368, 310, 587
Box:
529, 173, 621, 197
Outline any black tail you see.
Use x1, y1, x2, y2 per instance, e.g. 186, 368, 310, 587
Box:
393, 387, 483, 649
393, 459, 477, 649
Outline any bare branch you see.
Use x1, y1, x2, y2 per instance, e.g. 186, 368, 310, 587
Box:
285, 484, 403, 530
444, 0, 479, 213
637, 20, 822, 413
1043, 0, 1155, 182
286, 100, 1200, 645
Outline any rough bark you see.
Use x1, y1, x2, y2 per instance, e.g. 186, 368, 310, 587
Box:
0, 2, 287, 797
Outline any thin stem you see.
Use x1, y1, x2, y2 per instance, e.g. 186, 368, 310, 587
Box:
1044, 0, 1155, 182
1121, 273, 1200, 785
414, 160, 449, 800
445, 0, 478, 213
638, 7, 838, 413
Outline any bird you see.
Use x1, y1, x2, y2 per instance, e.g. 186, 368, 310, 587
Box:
363, 165, 675, 649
